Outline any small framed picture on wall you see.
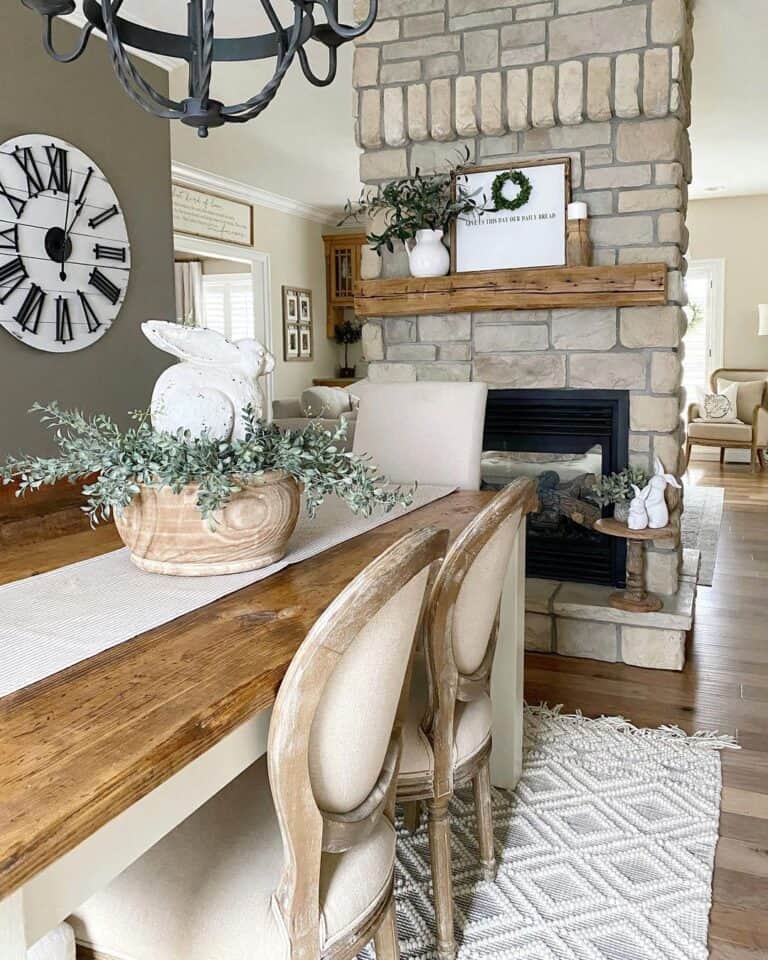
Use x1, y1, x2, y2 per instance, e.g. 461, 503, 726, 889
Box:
285, 322, 300, 359
283, 286, 313, 362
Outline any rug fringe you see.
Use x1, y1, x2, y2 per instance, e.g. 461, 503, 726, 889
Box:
525, 702, 740, 751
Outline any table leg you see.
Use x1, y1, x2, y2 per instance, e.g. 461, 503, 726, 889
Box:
490, 521, 527, 790
610, 538, 663, 613
1, 891, 26, 960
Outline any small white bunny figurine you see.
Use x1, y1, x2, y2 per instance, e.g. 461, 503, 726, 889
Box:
645, 456, 682, 529
143, 320, 275, 441
627, 483, 650, 530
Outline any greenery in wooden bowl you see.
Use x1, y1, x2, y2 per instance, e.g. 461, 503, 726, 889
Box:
1, 403, 414, 527
340, 146, 486, 254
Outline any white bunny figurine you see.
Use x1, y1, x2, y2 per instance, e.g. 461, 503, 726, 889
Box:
645, 456, 682, 529
142, 320, 275, 441
627, 483, 650, 530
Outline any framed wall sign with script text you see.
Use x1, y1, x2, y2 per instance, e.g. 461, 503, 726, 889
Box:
451, 158, 571, 273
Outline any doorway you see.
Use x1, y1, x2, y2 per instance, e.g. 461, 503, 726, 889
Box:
683, 259, 725, 403
172, 232, 273, 412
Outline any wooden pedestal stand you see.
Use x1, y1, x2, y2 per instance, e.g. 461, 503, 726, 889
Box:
594, 517, 676, 613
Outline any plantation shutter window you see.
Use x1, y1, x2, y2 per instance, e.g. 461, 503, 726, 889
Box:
202, 275, 254, 341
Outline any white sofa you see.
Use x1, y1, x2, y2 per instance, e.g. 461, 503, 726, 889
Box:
272, 383, 372, 451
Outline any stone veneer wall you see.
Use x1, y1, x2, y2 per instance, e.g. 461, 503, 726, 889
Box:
353, 0, 694, 597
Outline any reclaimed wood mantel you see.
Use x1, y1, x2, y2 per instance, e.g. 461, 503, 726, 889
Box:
353, 263, 667, 318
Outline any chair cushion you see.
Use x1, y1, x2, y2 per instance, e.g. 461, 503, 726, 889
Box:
399, 659, 492, 788
300, 387, 353, 419
688, 419, 753, 442
69, 757, 395, 960
717, 378, 766, 423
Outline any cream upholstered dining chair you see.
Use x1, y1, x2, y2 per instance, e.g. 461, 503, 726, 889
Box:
686, 368, 768, 471
68, 525, 449, 960
352, 381, 489, 490
397, 477, 538, 960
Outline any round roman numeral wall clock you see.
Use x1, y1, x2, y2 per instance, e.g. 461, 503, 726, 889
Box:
0, 134, 130, 353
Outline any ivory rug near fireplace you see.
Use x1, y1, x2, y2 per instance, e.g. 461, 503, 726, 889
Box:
364, 705, 736, 960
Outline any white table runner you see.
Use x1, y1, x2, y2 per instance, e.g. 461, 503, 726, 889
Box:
0, 486, 455, 698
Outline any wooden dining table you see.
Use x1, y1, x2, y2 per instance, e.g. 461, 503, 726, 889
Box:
0, 491, 527, 957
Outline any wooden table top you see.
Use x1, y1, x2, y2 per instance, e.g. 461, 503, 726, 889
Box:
0, 491, 492, 900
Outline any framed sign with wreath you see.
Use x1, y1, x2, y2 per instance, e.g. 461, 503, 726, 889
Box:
451, 158, 571, 273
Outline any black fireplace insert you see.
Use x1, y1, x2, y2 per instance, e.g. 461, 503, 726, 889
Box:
482, 389, 629, 587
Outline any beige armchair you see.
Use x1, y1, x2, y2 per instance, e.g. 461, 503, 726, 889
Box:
685, 368, 768, 471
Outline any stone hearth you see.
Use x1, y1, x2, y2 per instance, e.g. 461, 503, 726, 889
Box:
353, 0, 694, 669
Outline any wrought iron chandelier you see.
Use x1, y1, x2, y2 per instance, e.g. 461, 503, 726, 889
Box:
20, 0, 378, 137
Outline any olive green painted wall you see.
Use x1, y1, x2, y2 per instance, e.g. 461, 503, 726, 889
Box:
0, 6, 175, 456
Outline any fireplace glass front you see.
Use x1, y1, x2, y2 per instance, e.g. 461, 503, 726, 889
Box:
482, 390, 629, 587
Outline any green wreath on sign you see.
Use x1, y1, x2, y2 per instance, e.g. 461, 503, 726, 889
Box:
491, 169, 533, 212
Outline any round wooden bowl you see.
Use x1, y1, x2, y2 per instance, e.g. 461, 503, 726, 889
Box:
114, 472, 301, 576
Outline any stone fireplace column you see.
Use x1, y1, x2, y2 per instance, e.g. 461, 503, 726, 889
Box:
353, 0, 693, 606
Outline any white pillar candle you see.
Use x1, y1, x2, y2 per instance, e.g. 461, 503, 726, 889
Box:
567, 201, 588, 220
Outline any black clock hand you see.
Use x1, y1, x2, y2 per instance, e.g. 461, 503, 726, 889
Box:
58, 175, 72, 281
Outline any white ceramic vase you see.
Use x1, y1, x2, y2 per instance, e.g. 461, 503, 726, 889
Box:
406, 229, 450, 278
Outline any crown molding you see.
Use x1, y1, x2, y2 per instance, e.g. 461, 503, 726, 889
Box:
171, 162, 340, 226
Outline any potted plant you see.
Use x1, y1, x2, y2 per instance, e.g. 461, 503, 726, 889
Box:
340, 147, 485, 278
334, 318, 362, 378
2, 403, 413, 577
591, 466, 652, 523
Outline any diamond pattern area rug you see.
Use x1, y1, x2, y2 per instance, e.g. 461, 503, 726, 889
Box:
361, 706, 736, 960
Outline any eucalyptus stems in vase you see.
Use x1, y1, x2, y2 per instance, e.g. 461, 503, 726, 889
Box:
340, 146, 486, 277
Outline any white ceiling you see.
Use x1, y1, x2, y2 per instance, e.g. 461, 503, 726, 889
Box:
68, 1, 768, 208
689, 0, 768, 199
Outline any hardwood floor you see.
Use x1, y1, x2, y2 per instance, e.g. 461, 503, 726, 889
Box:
524, 460, 768, 958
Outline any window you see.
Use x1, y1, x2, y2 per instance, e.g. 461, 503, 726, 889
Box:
201, 274, 254, 341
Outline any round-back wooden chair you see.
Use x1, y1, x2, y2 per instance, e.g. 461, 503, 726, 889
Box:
396, 478, 538, 960
69, 525, 448, 960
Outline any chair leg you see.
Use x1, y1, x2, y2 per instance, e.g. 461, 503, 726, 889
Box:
758, 449, 766, 471
427, 797, 456, 960
684, 440, 693, 470
402, 800, 422, 834
373, 897, 400, 960
720, 446, 726, 465
473, 759, 496, 881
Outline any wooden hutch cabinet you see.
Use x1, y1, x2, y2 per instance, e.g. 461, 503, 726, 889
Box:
323, 233, 366, 337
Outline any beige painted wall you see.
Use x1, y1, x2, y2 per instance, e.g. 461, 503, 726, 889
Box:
688, 196, 768, 369
250, 204, 338, 399
0, 6, 175, 456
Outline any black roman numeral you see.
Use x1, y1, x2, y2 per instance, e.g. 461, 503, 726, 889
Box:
0, 256, 27, 304
0, 224, 19, 252
0, 179, 25, 218
94, 243, 126, 263
89, 267, 120, 305
76, 166, 94, 207
78, 290, 102, 333
45, 145, 69, 194
13, 146, 45, 199
88, 205, 118, 230
15, 284, 45, 334
55, 296, 74, 343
